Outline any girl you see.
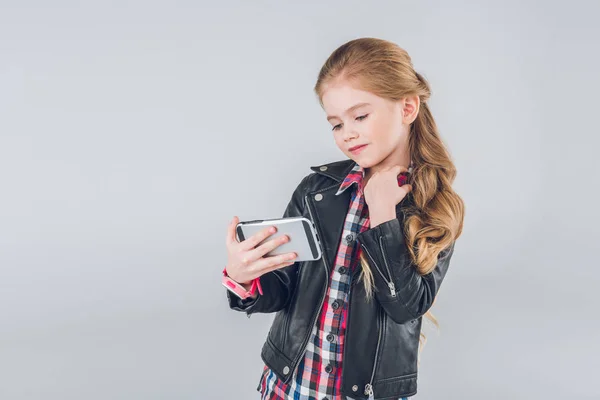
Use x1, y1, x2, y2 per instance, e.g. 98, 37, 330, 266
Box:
223, 37, 465, 400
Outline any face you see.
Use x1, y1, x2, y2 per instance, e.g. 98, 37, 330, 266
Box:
321, 80, 419, 175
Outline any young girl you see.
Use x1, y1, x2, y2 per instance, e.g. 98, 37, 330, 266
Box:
223, 37, 465, 400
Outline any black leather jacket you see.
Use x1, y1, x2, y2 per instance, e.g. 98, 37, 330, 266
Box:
226, 158, 455, 400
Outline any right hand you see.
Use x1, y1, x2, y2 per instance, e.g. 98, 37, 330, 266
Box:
225, 215, 298, 289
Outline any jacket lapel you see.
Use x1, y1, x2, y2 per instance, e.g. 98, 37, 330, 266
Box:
306, 159, 356, 274
305, 183, 352, 275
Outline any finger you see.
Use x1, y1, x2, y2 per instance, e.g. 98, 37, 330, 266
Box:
239, 225, 277, 251
250, 233, 290, 259
256, 252, 298, 274
267, 259, 297, 273
396, 184, 412, 201
392, 164, 408, 174
226, 216, 239, 246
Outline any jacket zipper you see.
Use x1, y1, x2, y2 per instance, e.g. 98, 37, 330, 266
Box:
364, 305, 383, 396
378, 235, 397, 297
360, 242, 396, 297
283, 193, 329, 383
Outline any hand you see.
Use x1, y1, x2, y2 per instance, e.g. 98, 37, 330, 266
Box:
224, 216, 298, 289
363, 165, 413, 226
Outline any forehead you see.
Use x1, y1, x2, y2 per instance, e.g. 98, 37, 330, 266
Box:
321, 82, 385, 117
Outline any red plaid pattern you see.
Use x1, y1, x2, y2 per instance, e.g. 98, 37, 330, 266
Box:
258, 162, 411, 400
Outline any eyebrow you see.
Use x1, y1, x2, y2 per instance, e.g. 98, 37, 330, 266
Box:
326, 102, 371, 122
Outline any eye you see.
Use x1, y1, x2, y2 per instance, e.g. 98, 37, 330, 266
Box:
331, 114, 369, 131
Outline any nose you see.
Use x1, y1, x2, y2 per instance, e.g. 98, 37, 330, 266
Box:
343, 127, 358, 141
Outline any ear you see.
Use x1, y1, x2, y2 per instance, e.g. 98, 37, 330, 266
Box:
401, 95, 420, 124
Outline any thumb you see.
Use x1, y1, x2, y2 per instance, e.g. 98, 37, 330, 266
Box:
227, 216, 239, 245
397, 184, 412, 203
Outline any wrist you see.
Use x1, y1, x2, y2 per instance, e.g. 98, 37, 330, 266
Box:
224, 267, 249, 286
238, 280, 254, 291
245, 292, 259, 300
369, 207, 397, 227
222, 267, 263, 299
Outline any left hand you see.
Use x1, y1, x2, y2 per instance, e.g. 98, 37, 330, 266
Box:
363, 165, 413, 220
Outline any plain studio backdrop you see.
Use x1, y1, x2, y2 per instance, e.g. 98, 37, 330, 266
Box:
1, 1, 598, 399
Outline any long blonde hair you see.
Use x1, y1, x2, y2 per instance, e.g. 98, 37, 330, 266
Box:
314, 37, 465, 361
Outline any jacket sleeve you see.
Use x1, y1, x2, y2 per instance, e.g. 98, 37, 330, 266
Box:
226, 173, 313, 317
356, 216, 455, 324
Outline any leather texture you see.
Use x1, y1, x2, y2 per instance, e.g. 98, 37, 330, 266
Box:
226, 158, 455, 399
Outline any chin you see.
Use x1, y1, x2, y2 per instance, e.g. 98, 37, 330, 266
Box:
347, 152, 376, 168
353, 159, 374, 169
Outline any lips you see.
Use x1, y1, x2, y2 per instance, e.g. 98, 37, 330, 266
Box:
349, 144, 367, 151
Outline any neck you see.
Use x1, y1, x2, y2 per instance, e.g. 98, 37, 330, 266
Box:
364, 148, 412, 185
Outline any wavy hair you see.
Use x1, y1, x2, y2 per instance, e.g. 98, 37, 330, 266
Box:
313, 37, 465, 362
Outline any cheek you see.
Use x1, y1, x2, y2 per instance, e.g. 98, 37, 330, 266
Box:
365, 117, 386, 141
334, 134, 345, 149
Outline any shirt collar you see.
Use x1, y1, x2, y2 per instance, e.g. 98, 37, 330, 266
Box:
335, 162, 366, 196
335, 160, 414, 196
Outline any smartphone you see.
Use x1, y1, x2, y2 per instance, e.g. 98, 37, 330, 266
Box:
235, 216, 322, 262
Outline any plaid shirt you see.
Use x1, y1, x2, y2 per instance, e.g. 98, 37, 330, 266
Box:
257, 162, 412, 400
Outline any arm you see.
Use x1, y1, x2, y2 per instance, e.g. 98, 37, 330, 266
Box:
226, 173, 313, 317
356, 216, 455, 324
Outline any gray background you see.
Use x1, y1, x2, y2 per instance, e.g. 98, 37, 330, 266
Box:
1, 1, 598, 399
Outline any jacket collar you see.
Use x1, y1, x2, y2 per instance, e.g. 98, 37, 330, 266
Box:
309, 158, 357, 183
310, 158, 415, 211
